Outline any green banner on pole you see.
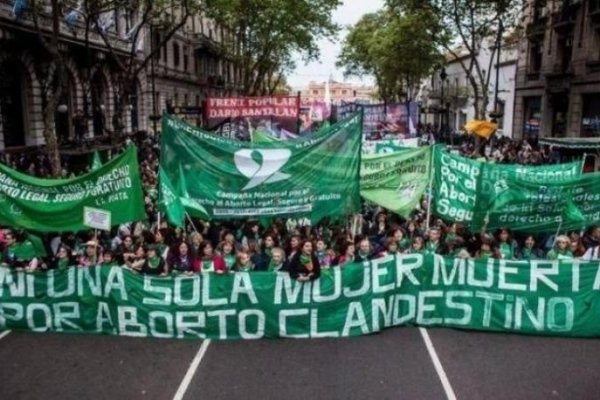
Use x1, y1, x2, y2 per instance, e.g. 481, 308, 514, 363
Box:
2, 255, 600, 339
361, 147, 431, 217
433, 147, 585, 231
160, 114, 362, 221
0, 146, 145, 232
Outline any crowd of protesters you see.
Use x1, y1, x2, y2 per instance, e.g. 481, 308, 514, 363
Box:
1, 130, 599, 282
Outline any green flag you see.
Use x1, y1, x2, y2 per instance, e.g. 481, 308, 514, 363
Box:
91, 151, 103, 171
25, 233, 48, 258
561, 199, 586, 224
252, 131, 281, 144
161, 113, 362, 221
0, 146, 145, 232
175, 164, 209, 220
360, 147, 431, 217
158, 166, 185, 228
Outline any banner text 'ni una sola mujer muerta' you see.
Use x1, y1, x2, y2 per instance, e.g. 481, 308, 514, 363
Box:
2, 255, 600, 339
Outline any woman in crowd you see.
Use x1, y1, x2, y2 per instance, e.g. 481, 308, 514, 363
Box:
167, 241, 199, 275
140, 246, 167, 275
218, 241, 236, 271
336, 241, 355, 266
315, 238, 331, 268
53, 245, 73, 271
407, 236, 425, 255
268, 247, 287, 272
198, 241, 226, 273
125, 244, 146, 271
234, 250, 255, 272
547, 235, 574, 260
518, 235, 545, 260
100, 250, 118, 267
391, 228, 410, 252
380, 237, 399, 257
189, 232, 204, 256
289, 240, 320, 282
286, 234, 301, 261
496, 228, 516, 260
78, 240, 102, 267
116, 235, 135, 264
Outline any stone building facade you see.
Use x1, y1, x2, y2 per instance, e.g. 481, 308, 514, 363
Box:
0, 1, 240, 151
299, 80, 377, 105
513, 0, 600, 139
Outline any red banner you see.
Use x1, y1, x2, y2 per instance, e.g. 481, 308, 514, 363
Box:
205, 96, 299, 119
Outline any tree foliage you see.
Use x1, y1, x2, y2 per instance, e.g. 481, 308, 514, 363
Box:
337, 8, 442, 103
206, 0, 340, 95
387, 0, 524, 118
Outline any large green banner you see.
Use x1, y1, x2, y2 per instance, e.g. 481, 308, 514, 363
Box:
433, 147, 584, 231
361, 147, 431, 218
2, 255, 600, 339
0, 146, 145, 232
474, 171, 600, 232
160, 114, 362, 221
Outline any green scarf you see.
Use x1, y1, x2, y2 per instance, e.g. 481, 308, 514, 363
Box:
147, 256, 161, 270
237, 262, 254, 272
202, 258, 214, 271
478, 250, 492, 260
264, 247, 272, 259
499, 242, 513, 259
57, 258, 70, 271
300, 254, 312, 267
425, 241, 438, 254
268, 260, 283, 272
224, 254, 235, 270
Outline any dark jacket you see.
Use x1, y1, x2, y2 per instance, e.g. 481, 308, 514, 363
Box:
288, 252, 321, 281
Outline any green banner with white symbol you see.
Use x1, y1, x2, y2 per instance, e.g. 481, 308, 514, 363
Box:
360, 147, 431, 217
0, 146, 145, 232
160, 114, 362, 221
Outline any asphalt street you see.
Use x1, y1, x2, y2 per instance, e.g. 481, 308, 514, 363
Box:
1, 327, 599, 400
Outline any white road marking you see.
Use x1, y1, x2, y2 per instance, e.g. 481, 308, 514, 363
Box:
0, 331, 11, 341
173, 339, 211, 400
419, 328, 457, 400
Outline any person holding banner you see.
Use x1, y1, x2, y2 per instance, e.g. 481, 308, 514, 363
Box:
198, 242, 226, 274
52, 245, 73, 271
407, 236, 426, 255
78, 241, 102, 267
267, 248, 287, 273
547, 236, 574, 260
289, 240, 320, 282
517, 236, 545, 260
140, 246, 167, 276
167, 242, 199, 275
425, 228, 447, 255
234, 250, 255, 272
217, 241, 236, 271
335, 242, 355, 266
496, 229, 517, 260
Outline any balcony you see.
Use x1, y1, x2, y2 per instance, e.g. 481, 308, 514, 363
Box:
526, 20, 546, 40
591, 0, 600, 27
551, 2, 580, 35
207, 75, 225, 88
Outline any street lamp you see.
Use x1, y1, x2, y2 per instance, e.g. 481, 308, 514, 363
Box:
439, 67, 447, 139
57, 104, 68, 113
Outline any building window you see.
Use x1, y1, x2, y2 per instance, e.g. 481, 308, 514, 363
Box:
529, 42, 543, 73
582, 94, 600, 137
174, 93, 179, 107
183, 46, 189, 71
523, 96, 541, 138
196, 95, 200, 106
312, 90, 318, 95
173, 43, 180, 68
496, 100, 506, 130
557, 36, 573, 72
342, 90, 347, 95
